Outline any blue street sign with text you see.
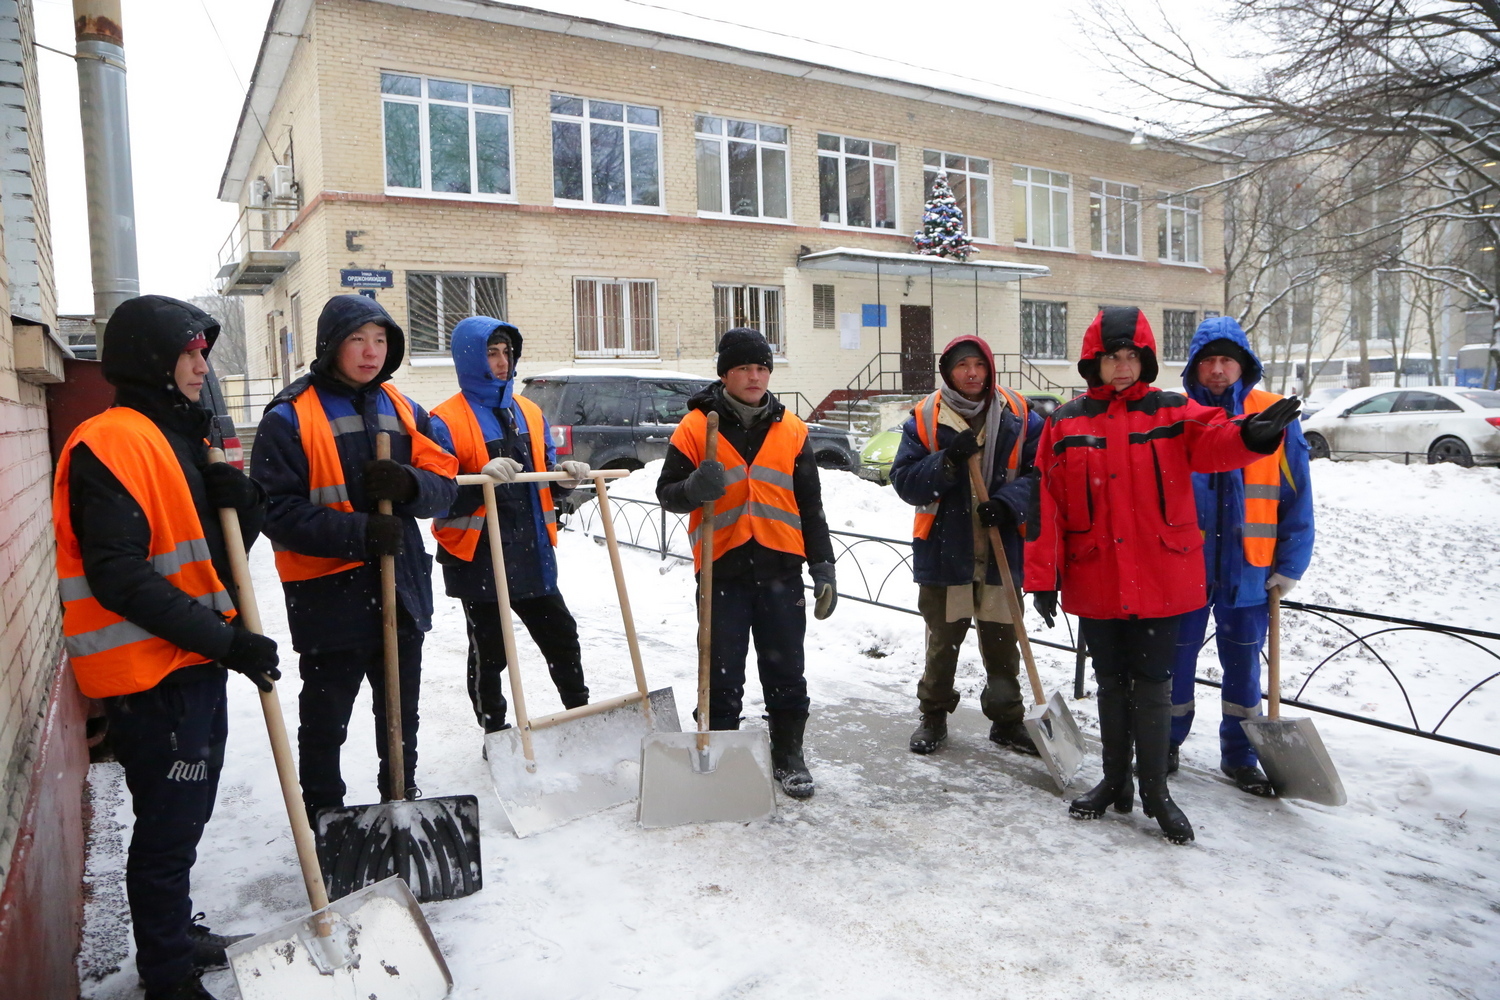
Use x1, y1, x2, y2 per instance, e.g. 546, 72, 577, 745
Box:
341, 269, 394, 289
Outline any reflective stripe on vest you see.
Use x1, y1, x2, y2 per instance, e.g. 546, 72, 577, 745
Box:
909, 388, 1029, 541
1241, 389, 1290, 568
52, 407, 238, 698
430, 392, 557, 560
274, 384, 459, 582
671, 407, 808, 572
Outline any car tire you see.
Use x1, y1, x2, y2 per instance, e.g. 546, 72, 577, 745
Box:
814, 449, 851, 470
1305, 432, 1331, 460
1427, 436, 1473, 467
599, 458, 645, 472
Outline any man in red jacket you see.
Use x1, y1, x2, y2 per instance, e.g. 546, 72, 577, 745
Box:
1025, 307, 1298, 844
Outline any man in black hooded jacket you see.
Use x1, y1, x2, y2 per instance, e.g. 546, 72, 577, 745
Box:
56, 295, 278, 1000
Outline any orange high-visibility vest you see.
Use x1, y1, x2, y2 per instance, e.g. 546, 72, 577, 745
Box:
274, 383, 459, 582
910, 388, 1029, 541
1240, 388, 1291, 567
53, 407, 238, 698
671, 407, 808, 572
430, 393, 557, 561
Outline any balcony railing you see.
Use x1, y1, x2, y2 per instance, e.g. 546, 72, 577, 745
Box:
215, 204, 300, 296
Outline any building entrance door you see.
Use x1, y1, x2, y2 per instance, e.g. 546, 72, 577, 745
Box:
900, 305, 934, 393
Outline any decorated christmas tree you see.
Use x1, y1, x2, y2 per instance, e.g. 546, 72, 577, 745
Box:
912, 170, 976, 261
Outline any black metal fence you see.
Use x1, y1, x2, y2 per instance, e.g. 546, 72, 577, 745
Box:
564, 490, 1500, 757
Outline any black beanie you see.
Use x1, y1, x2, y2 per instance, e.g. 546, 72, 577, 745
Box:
486, 322, 521, 363
939, 341, 988, 390
1193, 337, 1250, 370
716, 327, 774, 376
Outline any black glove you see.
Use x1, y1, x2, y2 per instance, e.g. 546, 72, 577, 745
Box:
221, 630, 280, 692
683, 459, 727, 505
365, 513, 404, 557
976, 499, 1013, 530
363, 459, 418, 503
1032, 590, 1058, 629
203, 462, 260, 511
809, 562, 837, 620
945, 429, 981, 466
1240, 396, 1302, 454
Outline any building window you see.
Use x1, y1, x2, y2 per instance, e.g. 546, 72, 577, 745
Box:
924, 151, 990, 240
1162, 309, 1197, 362
813, 284, 836, 329
551, 94, 661, 209
407, 272, 507, 354
289, 293, 304, 369
381, 73, 513, 199
1021, 300, 1068, 359
1377, 271, 1401, 340
1090, 179, 1141, 257
575, 278, 657, 357
695, 116, 789, 220
1012, 166, 1071, 248
713, 284, 784, 356
1157, 193, 1202, 264
818, 133, 897, 230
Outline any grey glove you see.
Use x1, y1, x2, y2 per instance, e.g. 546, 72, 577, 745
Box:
683, 459, 727, 505
809, 562, 837, 620
483, 457, 523, 483
555, 460, 592, 484
1266, 573, 1298, 598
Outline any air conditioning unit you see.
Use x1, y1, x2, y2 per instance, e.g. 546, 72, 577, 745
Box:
250, 177, 270, 205
271, 163, 297, 202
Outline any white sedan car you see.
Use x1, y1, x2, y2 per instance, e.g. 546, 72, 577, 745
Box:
1302, 386, 1500, 466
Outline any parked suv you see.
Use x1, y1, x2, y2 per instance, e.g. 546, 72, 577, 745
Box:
520, 369, 858, 471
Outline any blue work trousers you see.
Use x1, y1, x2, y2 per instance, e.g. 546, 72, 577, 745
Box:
1171, 599, 1269, 769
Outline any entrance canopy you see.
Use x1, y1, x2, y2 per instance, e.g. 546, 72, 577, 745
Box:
796, 247, 1050, 282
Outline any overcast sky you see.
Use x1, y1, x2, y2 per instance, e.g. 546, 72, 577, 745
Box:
33, 0, 1226, 316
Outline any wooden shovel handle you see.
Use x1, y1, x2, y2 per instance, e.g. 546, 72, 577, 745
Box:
376, 433, 405, 802
207, 449, 332, 918
593, 474, 653, 725
1267, 587, 1282, 721
967, 455, 1046, 707
482, 479, 535, 766
696, 413, 719, 751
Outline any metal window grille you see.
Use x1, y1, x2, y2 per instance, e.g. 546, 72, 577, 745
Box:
1021, 300, 1068, 359
713, 284, 783, 355
1162, 309, 1197, 362
813, 284, 836, 329
574, 278, 658, 357
407, 272, 507, 354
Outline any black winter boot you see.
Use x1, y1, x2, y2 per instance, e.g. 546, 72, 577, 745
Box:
908, 712, 947, 754
1070, 673, 1134, 818
144, 971, 219, 1000
767, 711, 814, 799
1134, 678, 1194, 844
188, 912, 251, 970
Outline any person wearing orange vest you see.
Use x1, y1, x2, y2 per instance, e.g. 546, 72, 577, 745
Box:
428, 317, 592, 734
655, 328, 836, 798
54, 295, 278, 1000
889, 336, 1046, 758
252, 295, 457, 821
1171, 317, 1315, 796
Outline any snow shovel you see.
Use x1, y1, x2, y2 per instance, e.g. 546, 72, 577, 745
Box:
967, 454, 1086, 792
639, 411, 778, 828
315, 433, 483, 902
1242, 588, 1348, 806
207, 449, 452, 1000
463, 467, 681, 838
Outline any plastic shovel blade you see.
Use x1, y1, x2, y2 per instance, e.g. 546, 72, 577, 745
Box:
315, 796, 482, 904
1025, 690, 1086, 793
228, 875, 452, 1000
1241, 715, 1347, 806
488, 687, 680, 838
637, 729, 777, 828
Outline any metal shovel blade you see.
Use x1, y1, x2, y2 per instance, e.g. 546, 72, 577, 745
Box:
637, 729, 777, 829
1242, 715, 1348, 806
1024, 690, 1086, 793
488, 687, 680, 838
228, 875, 452, 1000
315, 796, 482, 904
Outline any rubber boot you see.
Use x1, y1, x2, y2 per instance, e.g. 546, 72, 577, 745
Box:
1134, 678, 1194, 844
767, 710, 814, 799
908, 711, 948, 754
1070, 673, 1134, 818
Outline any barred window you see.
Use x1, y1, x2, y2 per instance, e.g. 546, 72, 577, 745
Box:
813, 284, 836, 329
407, 272, 506, 354
713, 284, 783, 356
1162, 309, 1197, 362
575, 278, 657, 357
1021, 300, 1068, 359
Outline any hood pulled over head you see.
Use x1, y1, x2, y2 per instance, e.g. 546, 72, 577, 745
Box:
451, 316, 522, 409
1078, 307, 1159, 387
1182, 314, 1263, 401
937, 335, 996, 396
101, 295, 220, 441
312, 294, 405, 385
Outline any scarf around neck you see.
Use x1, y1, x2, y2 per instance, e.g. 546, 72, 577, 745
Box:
940, 384, 1006, 487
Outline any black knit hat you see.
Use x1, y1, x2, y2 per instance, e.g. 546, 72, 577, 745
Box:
1192, 337, 1250, 370
486, 321, 522, 363
716, 327, 774, 376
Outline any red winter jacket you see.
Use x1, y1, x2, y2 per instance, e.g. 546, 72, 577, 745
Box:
1025, 318, 1267, 620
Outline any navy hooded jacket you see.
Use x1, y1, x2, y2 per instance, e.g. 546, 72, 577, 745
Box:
428, 316, 560, 602
1183, 316, 1315, 607
251, 295, 457, 653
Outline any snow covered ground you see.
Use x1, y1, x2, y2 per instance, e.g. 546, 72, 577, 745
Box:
80, 460, 1500, 999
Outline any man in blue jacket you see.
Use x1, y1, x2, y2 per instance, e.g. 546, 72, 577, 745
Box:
1172, 316, 1315, 796
890, 336, 1045, 756
252, 295, 458, 820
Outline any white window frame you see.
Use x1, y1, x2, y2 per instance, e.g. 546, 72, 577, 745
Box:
923, 150, 993, 243
1089, 178, 1142, 259
573, 277, 658, 358
380, 72, 515, 203
695, 116, 791, 223
1012, 165, 1072, 250
1157, 192, 1203, 265
713, 284, 785, 357
551, 94, 664, 214
818, 133, 899, 231
406, 271, 508, 356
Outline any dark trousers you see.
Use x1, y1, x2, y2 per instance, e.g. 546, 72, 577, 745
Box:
297, 630, 423, 811
461, 594, 588, 732
707, 574, 809, 726
1080, 615, 1183, 780
915, 585, 1024, 724
105, 674, 228, 992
